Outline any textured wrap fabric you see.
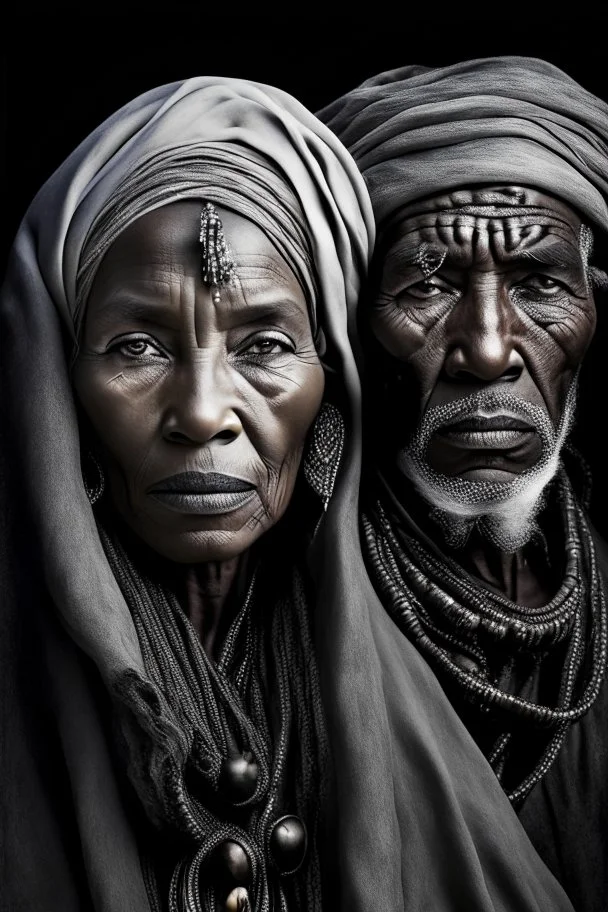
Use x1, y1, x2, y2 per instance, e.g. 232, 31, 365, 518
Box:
319, 56, 608, 234
0, 76, 372, 912
1, 71, 575, 912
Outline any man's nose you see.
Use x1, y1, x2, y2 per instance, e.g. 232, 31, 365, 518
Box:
443, 281, 524, 383
161, 357, 243, 445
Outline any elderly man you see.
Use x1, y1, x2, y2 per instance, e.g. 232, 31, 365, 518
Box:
321, 58, 608, 912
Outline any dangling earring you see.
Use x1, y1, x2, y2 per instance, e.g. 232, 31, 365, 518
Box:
304, 403, 345, 510
81, 450, 105, 505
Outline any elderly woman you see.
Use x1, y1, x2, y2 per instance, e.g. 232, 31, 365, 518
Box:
1, 73, 582, 912
321, 57, 608, 912
0, 77, 374, 912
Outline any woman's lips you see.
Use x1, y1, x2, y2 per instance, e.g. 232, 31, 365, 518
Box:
147, 472, 257, 515
435, 415, 536, 450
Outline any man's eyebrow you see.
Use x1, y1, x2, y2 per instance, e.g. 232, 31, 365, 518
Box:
383, 240, 442, 272
510, 239, 585, 272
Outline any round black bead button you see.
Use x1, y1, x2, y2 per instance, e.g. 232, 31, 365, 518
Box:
269, 815, 307, 875
212, 840, 252, 887
219, 753, 259, 802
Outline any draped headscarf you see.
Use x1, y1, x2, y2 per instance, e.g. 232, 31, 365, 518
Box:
1, 68, 579, 912
0, 76, 373, 912
319, 56, 608, 235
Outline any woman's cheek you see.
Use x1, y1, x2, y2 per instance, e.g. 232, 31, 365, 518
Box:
277, 360, 325, 446
75, 364, 158, 460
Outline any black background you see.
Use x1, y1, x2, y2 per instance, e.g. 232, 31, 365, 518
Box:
3, 10, 608, 527
3, 11, 608, 262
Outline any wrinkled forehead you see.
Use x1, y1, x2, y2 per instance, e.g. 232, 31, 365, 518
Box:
386, 186, 583, 240
378, 185, 588, 271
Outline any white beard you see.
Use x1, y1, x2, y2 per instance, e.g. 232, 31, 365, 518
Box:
398, 380, 578, 551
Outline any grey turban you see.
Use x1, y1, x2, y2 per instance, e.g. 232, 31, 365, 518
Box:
319, 56, 608, 233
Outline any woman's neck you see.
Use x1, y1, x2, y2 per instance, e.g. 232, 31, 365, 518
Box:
184, 557, 246, 657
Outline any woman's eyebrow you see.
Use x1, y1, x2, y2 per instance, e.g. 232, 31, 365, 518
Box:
90, 292, 178, 327
92, 290, 310, 328
225, 295, 310, 325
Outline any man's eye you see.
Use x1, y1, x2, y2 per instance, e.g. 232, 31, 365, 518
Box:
241, 332, 294, 356
517, 275, 567, 296
402, 278, 456, 300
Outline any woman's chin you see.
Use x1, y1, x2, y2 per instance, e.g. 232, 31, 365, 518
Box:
109, 494, 274, 563
131, 526, 264, 564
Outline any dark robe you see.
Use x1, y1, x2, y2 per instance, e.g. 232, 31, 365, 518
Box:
366, 472, 608, 912
517, 533, 608, 912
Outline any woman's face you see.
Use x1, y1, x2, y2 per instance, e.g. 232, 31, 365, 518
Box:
74, 201, 324, 563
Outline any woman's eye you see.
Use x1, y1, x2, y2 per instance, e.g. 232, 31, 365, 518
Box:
517, 274, 567, 296
241, 332, 294, 356
109, 337, 166, 359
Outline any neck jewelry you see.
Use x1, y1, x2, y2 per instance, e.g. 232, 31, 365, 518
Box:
98, 521, 325, 912
363, 471, 607, 805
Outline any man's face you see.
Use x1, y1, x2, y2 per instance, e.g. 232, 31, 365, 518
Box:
370, 186, 597, 484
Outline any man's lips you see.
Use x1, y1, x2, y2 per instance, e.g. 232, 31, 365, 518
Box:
435, 415, 536, 450
146, 472, 257, 516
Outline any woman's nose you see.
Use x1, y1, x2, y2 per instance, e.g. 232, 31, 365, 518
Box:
161, 359, 243, 445
443, 283, 524, 383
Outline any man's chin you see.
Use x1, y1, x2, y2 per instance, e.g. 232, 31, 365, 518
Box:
440, 464, 533, 483
426, 439, 542, 480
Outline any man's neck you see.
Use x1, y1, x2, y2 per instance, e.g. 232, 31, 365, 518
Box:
378, 464, 561, 608
457, 531, 557, 608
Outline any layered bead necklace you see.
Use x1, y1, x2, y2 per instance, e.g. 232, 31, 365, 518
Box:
362, 472, 607, 805
99, 521, 327, 912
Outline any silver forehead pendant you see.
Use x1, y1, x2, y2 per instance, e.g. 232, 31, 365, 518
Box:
199, 202, 236, 303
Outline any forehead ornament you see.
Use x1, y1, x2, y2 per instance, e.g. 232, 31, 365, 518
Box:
580, 223, 593, 265
415, 242, 446, 279
199, 202, 236, 304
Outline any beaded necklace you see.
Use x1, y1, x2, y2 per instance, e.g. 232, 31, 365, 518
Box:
99, 521, 327, 912
362, 472, 608, 804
